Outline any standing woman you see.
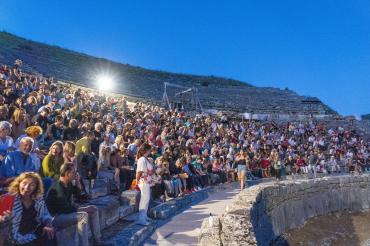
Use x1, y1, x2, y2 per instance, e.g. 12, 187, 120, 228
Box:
270, 150, 281, 181
136, 143, 154, 225
7, 172, 56, 245
235, 149, 248, 190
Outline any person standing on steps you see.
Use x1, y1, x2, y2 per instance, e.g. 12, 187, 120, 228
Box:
235, 149, 248, 190
136, 143, 154, 225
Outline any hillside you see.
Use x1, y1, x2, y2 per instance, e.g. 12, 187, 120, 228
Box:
0, 31, 337, 115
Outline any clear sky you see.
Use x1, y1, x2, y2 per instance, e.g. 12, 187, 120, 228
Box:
0, 0, 369, 116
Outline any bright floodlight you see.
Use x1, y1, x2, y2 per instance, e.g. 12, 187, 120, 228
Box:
97, 75, 114, 91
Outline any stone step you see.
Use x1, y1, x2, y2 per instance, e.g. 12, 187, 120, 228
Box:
101, 215, 156, 246
120, 190, 140, 212
149, 189, 209, 220
55, 195, 138, 245
55, 183, 237, 245
88, 195, 120, 230
83, 179, 109, 199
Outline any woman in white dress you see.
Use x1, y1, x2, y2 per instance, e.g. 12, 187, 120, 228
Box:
136, 143, 154, 225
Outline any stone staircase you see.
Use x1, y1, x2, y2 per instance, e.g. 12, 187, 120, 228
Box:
54, 180, 140, 246
55, 179, 237, 246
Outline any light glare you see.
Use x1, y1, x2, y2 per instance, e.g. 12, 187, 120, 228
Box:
97, 75, 114, 91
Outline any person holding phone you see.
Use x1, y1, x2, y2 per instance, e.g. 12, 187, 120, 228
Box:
7, 172, 56, 245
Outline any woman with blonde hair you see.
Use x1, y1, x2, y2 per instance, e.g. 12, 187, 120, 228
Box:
6, 172, 55, 245
41, 141, 64, 180
112, 135, 124, 151
63, 141, 76, 164
10, 108, 31, 139
24, 96, 39, 116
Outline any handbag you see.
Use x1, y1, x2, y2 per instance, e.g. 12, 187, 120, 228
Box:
179, 173, 189, 179
130, 179, 140, 191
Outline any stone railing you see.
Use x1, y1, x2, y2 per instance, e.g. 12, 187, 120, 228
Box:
198, 175, 370, 246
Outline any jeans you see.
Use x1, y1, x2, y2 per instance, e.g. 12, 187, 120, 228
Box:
52, 205, 101, 246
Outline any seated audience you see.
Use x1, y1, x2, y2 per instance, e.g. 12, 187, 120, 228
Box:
46, 163, 101, 246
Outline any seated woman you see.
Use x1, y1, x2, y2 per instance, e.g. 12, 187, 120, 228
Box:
155, 156, 173, 197
10, 108, 31, 140
97, 134, 114, 180
0, 121, 15, 162
192, 156, 209, 186
41, 141, 64, 180
7, 172, 55, 245
149, 157, 166, 203
211, 158, 227, 184
173, 157, 188, 195
40, 141, 64, 192
116, 147, 134, 191
296, 155, 307, 174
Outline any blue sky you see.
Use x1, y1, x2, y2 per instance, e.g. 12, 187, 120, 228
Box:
0, 0, 369, 115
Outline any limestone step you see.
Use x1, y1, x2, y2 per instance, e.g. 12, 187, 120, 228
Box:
120, 190, 140, 212
149, 189, 209, 220
55, 183, 236, 245
101, 216, 156, 246
55, 196, 137, 245
83, 179, 109, 199
88, 195, 120, 230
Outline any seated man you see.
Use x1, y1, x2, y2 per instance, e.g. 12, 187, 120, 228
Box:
0, 137, 36, 187
46, 163, 102, 246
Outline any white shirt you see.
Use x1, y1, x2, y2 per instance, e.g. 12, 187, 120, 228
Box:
136, 157, 153, 175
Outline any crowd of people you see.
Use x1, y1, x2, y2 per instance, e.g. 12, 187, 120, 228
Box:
0, 60, 369, 245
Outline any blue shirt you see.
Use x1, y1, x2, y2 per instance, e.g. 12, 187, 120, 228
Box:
0, 151, 36, 178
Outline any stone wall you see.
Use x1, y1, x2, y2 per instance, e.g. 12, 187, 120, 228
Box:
198, 175, 370, 246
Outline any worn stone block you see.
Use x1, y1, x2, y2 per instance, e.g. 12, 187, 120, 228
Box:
198, 216, 222, 246
120, 190, 140, 211
119, 204, 135, 219
86, 179, 109, 199
56, 224, 79, 246
89, 196, 120, 230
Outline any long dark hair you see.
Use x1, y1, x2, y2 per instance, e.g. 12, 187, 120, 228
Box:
136, 143, 151, 160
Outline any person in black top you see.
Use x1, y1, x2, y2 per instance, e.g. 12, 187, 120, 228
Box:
63, 119, 80, 141
46, 163, 102, 246
91, 122, 103, 157
32, 108, 50, 132
44, 115, 64, 146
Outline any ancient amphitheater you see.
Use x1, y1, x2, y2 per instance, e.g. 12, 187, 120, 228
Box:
1, 32, 370, 246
